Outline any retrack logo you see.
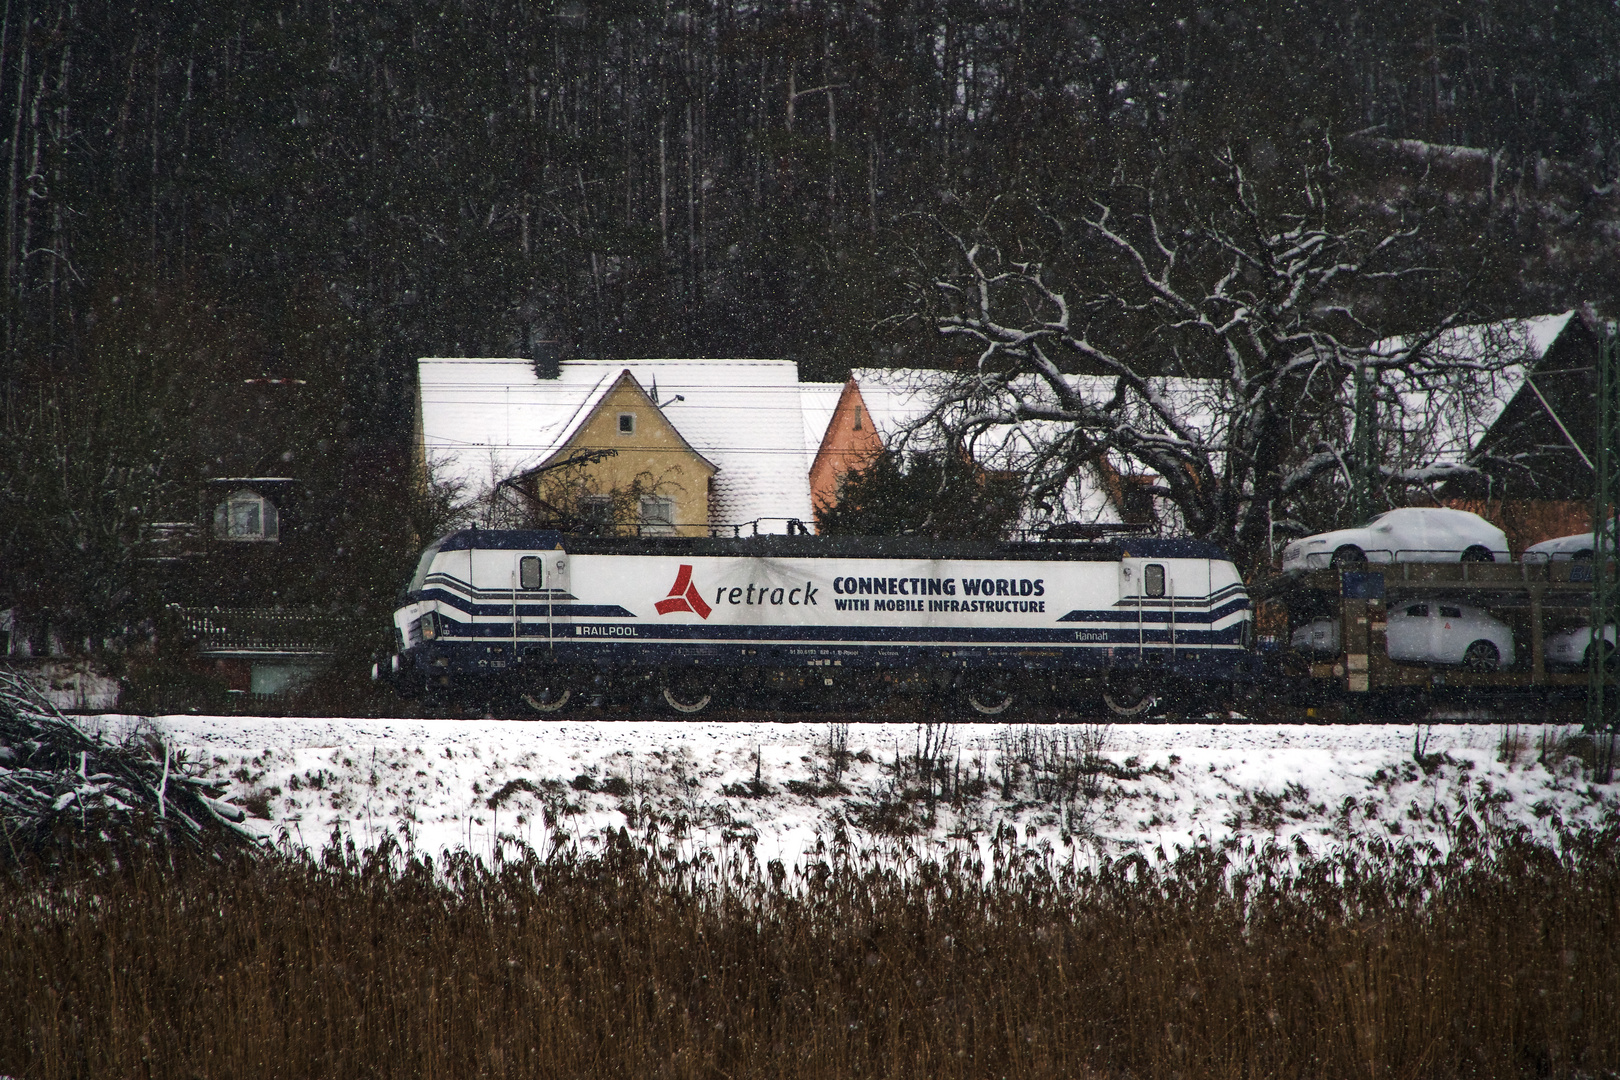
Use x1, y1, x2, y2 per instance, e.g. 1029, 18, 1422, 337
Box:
654, 564, 712, 619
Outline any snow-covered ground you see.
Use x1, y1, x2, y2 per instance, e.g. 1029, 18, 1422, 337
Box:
83, 715, 1620, 866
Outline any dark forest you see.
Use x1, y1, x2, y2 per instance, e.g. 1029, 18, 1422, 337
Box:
1, 0, 1617, 638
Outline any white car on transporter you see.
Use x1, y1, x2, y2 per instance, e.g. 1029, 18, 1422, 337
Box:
1522, 527, 1617, 562
1386, 599, 1516, 671
1280, 508, 1509, 571
1290, 617, 1342, 655
1292, 601, 1516, 671
1544, 623, 1618, 669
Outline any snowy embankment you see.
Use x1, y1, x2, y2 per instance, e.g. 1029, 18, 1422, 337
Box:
84, 715, 1620, 865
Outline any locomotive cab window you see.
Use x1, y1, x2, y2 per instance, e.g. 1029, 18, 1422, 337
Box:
1144, 564, 1166, 598
519, 556, 543, 590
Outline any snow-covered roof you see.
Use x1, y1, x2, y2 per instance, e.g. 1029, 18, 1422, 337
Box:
848, 367, 1194, 526
418, 358, 816, 529
850, 367, 1227, 458
848, 368, 952, 441
797, 382, 845, 474
1371, 312, 1575, 465
860, 313, 1577, 484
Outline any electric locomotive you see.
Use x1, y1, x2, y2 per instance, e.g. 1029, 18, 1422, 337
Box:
377, 529, 1256, 716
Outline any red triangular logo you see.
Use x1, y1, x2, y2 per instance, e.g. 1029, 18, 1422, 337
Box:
654, 564, 711, 619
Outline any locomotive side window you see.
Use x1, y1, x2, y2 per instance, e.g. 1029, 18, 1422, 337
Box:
1439, 605, 1462, 619
519, 556, 543, 590
1144, 564, 1166, 598
1406, 604, 1429, 617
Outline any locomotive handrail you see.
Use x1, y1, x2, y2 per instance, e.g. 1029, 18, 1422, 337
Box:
541, 519, 1162, 542
540, 518, 819, 538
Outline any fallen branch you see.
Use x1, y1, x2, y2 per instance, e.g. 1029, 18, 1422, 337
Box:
0, 670, 261, 866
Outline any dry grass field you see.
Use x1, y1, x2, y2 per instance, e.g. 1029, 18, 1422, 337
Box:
2, 821, 1616, 1079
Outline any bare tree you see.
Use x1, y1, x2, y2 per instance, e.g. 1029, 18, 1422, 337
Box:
903, 138, 1514, 569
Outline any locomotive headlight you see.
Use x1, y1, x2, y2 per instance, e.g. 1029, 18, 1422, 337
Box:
419, 612, 438, 640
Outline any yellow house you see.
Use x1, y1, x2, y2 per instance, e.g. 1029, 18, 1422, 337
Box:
513, 369, 717, 536
417, 356, 821, 536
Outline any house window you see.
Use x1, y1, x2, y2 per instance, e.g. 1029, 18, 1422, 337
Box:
618, 412, 636, 435
852, 406, 863, 431
213, 489, 279, 542
1120, 478, 1156, 525
579, 495, 614, 533
639, 495, 675, 536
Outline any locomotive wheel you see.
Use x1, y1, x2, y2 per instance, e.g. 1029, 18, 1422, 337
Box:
662, 672, 713, 714
1102, 675, 1157, 718
521, 686, 573, 714
965, 684, 1015, 716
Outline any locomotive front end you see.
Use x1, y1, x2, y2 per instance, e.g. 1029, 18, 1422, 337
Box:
375, 529, 570, 698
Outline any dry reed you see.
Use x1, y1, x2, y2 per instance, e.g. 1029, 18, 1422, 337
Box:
2, 820, 1616, 1079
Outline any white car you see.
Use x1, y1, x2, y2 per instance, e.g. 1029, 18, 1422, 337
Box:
1290, 617, 1341, 655
1545, 623, 1617, 668
1386, 599, 1515, 671
1522, 527, 1615, 562
1280, 508, 1509, 570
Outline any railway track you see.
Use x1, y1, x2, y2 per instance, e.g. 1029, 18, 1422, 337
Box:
329, 684, 1599, 725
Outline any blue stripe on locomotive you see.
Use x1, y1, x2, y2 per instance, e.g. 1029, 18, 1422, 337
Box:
406, 604, 1254, 678
405, 635, 1256, 679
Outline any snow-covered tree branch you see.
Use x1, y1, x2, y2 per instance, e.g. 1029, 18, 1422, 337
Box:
903, 138, 1521, 569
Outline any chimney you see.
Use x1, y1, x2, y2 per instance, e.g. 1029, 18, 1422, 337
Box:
532, 338, 561, 380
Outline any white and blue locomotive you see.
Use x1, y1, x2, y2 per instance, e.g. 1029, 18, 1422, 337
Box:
379, 530, 1255, 715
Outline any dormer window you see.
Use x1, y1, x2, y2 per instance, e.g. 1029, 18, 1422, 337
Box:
214, 489, 279, 542
618, 412, 636, 435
